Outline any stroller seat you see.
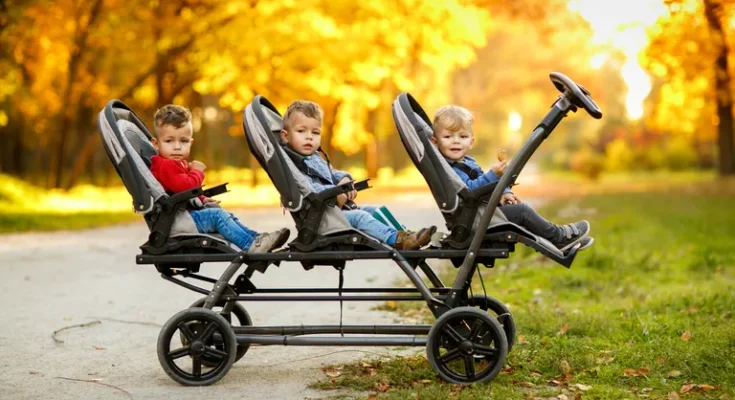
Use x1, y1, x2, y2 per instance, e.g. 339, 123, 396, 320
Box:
98, 100, 237, 272
243, 96, 399, 270
392, 93, 569, 266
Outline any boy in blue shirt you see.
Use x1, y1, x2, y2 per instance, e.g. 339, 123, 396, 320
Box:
280, 100, 436, 250
431, 105, 593, 252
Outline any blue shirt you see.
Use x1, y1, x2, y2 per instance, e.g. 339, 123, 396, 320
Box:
447, 155, 511, 194
283, 145, 352, 192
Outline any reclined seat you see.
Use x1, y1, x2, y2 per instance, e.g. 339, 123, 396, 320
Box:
392, 93, 571, 266
243, 96, 392, 270
97, 100, 235, 272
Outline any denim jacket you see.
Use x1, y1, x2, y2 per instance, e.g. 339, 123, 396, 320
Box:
447, 155, 511, 194
282, 145, 352, 192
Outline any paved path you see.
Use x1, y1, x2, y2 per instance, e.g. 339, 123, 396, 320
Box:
0, 194, 452, 400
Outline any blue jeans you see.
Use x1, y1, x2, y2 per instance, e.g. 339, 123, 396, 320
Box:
190, 208, 260, 250
343, 209, 398, 244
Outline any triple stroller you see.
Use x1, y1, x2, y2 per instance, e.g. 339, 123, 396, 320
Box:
97, 72, 602, 386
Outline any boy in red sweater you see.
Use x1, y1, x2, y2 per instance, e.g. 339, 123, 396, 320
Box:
150, 105, 290, 253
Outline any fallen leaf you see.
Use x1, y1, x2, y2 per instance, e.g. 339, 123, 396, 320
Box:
93, 346, 105, 350
680, 384, 694, 394
558, 324, 570, 335
667, 392, 680, 400
657, 356, 665, 365
558, 395, 569, 400
530, 370, 543, 378
419, 379, 432, 384
697, 384, 716, 391
517, 381, 535, 388
681, 331, 691, 341
366, 395, 378, 400
561, 360, 572, 375
574, 393, 583, 400
573, 383, 592, 391
549, 379, 564, 386
360, 362, 373, 368
623, 367, 650, 377
642, 388, 653, 392
667, 370, 682, 378
325, 371, 341, 378
385, 301, 397, 310
29, 371, 40, 375
375, 382, 390, 392
518, 334, 529, 344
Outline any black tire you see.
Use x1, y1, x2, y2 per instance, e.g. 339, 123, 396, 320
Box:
157, 308, 236, 386
426, 307, 508, 385
186, 298, 252, 365
466, 295, 516, 351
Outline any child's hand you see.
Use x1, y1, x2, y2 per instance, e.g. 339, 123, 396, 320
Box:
491, 160, 508, 176
337, 177, 357, 201
203, 197, 221, 205
500, 193, 521, 205
190, 160, 206, 172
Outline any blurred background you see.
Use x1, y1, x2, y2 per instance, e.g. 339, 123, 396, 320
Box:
0, 0, 734, 223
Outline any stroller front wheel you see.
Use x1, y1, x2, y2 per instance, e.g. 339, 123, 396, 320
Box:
157, 308, 237, 386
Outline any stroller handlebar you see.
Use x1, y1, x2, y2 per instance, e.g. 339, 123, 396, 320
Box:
550, 72, 603, 119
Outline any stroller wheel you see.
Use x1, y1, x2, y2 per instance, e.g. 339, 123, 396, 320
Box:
466, 295, 516, 351
427, 307, 508, 385
158, 308, 236, 386
186, 298, 252, 366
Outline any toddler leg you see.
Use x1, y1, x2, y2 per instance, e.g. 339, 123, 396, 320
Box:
499, 203, 563, 242
191, 208, 257, 250
343, 210, 397, 244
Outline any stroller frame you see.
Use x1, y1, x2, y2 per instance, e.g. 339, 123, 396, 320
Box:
102, 72, 602, 386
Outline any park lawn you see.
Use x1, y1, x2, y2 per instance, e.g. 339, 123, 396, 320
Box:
312, 191, 735, 400
0, 210, 138, 234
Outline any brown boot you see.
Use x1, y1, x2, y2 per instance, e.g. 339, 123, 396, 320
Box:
392, 226, 437, 250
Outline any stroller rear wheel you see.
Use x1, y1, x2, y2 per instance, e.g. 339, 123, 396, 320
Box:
157, 308, 236, 386
427, 307, 508, 384
185, 297, 252, 366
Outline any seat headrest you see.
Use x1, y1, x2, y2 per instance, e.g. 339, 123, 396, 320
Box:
117, 120, 157, 168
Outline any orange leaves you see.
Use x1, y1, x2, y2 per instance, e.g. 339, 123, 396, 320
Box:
680, 330, 691, 341
623, 367, 650, 377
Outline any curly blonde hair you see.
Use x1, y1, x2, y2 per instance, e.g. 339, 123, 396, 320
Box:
283, 100, 323, 130
433, 105, 474, 135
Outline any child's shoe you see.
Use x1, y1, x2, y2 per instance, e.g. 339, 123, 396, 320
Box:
563, 236, 594, 254
392, 226, 437, 250
247, 228, 290, 253
554, 220, 590, 251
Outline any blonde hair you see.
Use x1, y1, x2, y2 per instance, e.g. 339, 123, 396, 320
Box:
433, 105, 474, 135
153, 104, 192, 135
283, 100, 323, 130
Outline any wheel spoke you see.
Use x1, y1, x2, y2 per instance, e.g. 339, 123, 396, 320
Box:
442, 325, 464, 344
474, 344, 497, 357
168, 347, 190, 360
198, 321, 218, 342
178, 322, 196, 342
192, 358, 202, 377
203, 347, 228, 361
469, 319, 484, 341
463, 356, 476, 378
438, 348, 462, 363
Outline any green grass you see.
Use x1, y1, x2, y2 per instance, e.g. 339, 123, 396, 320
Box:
312, 191, 735, 399
0, 210, 138, 234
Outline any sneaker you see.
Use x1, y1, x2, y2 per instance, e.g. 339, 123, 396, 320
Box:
564, 236, 594, 254
554, 220, 590, 252
247, 228, 290, 253
392, 226, 437, 250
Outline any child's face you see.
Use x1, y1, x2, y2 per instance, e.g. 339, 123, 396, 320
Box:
431, 127, 474, 161
280, 112, 322, 156
153, 122, 194, 161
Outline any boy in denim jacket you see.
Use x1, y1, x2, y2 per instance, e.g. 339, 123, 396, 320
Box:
431, 105, 593, 252
280, 100, 435, 250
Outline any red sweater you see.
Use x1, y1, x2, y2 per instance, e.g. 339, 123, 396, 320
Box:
150, 155, 206, 201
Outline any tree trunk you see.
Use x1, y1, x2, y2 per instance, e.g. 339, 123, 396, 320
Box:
703, 0, 735, 175
364, 109, 379, 179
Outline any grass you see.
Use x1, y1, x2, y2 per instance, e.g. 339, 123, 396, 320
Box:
311, 190, 735, 400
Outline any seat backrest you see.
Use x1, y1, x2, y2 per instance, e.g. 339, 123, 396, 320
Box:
242, 95, 352, 236
392, 93, 467, 213
98, 100, 166, 214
